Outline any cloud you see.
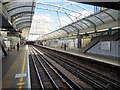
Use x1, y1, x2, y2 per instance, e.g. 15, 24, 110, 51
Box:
29, 14, 53, 40
33, 14, 51, 21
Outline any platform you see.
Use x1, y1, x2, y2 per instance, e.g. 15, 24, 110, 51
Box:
39, 45, 120, 67
2, 45, 30, 89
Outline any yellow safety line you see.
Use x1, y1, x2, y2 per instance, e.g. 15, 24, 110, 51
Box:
22, 51, 27, 74
17, 48, 27, 90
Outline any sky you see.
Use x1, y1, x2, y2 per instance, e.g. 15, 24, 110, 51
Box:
28, 0, 96, 40
35, 2, 95, 18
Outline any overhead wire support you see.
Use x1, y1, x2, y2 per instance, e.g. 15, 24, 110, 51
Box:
65, 1, 93, 14
35, 7, 77, 18
36, 2, 82, 15
57, 9, 62, 28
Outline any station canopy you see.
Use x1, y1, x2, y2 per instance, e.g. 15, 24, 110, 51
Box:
37, 8, 119, 41
2, 0, 35, 31
1, 1, 119, 40
30, 0, 94, 40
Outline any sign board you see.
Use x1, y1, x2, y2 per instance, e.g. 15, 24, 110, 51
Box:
101, 41, 111, 50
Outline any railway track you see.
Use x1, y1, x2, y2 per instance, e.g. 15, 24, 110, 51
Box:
33, 45, 120, 89
29, 46, 83, 89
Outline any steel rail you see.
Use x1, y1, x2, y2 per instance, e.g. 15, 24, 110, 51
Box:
34, 46, 120, 89
30, 47, 57, 89
48, 50, 120, 87
30, 48, 60, 90
32, 46, 83, 90
32, 48, 74, 90
54, 55, 120, 89
42, 50, 107, 90
29, 48, 44, 89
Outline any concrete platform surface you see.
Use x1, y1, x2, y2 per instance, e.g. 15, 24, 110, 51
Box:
2, 45, 30, 89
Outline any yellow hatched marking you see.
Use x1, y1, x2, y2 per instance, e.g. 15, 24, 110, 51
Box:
21, 52, 27, 74
17, 49, 27, 89
20, 77, 23, 82
18, 86, 22, 90
17, 82, 25, 86
18, 86, 22, 88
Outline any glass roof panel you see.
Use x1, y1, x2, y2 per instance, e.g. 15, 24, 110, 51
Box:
63, 27, 72, 32
68, 26, 77, 31
48, 34, 54, 38
105, 9, 118, 20
34, 1, 93, 32
58, 31, 67, 37
5, 2, 32, 11
58, 30, 67, 34
87, 16, 103, 25
52, 32, 66, 38
9, 7, 32, 16
76, 22, 88, 28
95, 12, 114, 23
72, 23, 83, 29
56, 31, 63, 36
81, 20, 92, 27
53, 32, 61, 38
64, 26, 76, 32
18, 25, 30, 30
15, 19, 31, 25
13, 16, 31, 24
12, 13, 32, 21
28, 1, 95, 40
16, 23, 30, 28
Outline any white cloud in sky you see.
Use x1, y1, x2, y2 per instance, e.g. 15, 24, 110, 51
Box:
33, 14, 51, 21
28, 14, 52, 41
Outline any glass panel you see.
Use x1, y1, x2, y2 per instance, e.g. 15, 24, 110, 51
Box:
105, 9, 118, 20
61, 30, 67, 34
58, 31, 67, 37
76, 22, 88, 28
52, 33, 57, 38
96, 12, 113, 23
64, 26, 76, 32
13, 13, 32, 21
59, 29, 68, 35
51, 32, 56, 37
81, 20, 92, 27
68, 26, 77, 31
54, 32, 61, 38
18, 25, 30, 30
57, 31, 63, 36
15, 19, 31, 25
87, 16, 103, 25
17, 23, 30, 28
13, 16, 31, 23
63, 27, 72, 32
6, 2, 32, 11
72, 24, 83, 30
9, 7, 32, 16
57, 32, 62, 35
49, 34, 54, 38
